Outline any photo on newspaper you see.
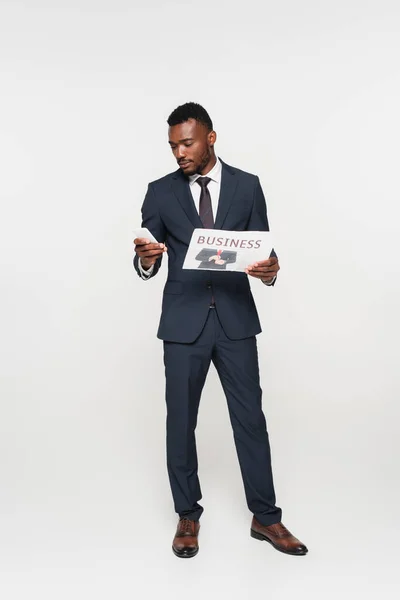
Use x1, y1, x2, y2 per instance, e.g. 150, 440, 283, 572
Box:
182, 229, 274, 273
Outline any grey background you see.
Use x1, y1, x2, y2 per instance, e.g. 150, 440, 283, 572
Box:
0, 0, 399, 598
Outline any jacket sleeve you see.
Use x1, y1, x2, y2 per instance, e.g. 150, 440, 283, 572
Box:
247, 176, 278, 284
133, 183, 167, 279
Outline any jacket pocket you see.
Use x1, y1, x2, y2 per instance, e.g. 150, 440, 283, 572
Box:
163, 281, 183, 295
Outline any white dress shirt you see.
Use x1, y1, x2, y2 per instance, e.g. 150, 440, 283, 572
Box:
138, 156, 276, 285
186, 155, 222, 223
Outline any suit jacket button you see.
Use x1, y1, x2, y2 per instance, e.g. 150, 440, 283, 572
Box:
206, 283, 211, 289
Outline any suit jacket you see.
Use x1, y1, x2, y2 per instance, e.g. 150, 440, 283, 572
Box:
134, 159, 275, 343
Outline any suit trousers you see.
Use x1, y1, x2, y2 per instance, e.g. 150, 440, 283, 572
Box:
163, 307, 282, 526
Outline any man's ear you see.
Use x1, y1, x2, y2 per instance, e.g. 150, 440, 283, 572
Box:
208, 130, 217, 146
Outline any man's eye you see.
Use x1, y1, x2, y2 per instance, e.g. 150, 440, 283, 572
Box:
184, 143, 193, 147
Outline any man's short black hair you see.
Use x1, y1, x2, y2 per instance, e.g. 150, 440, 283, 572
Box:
167, 102, 213, 131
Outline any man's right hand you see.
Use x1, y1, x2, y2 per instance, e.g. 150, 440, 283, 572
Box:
133, 237, 167, 270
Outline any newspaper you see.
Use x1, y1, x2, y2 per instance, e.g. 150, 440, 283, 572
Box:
182, 228, 273, 273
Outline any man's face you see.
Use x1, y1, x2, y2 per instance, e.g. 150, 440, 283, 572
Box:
168, 119, 216, 176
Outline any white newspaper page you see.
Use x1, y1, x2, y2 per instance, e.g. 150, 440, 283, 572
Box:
182, 229, 274, 273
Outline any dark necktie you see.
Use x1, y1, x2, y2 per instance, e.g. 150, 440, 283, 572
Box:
196, 176, 216, 306
196, 177, 214, 228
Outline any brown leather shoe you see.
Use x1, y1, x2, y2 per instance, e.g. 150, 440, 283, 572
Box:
251, 517, 308, 556
172, 517, 200, 558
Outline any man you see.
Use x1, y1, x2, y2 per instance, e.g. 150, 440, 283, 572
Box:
133, 102, 308, 559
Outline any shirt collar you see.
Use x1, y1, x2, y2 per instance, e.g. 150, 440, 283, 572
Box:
188, 156, 222, 186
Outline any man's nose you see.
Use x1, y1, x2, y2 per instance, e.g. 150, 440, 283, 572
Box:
177, 146, 186, 158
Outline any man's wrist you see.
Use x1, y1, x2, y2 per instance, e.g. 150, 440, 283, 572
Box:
262, 275, 276, 286
139, 256, 156, 270
138, 257, 154, 279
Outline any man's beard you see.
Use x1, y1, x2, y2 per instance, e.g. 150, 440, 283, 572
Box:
195, 149, 212, 175
179, 149, 212, 177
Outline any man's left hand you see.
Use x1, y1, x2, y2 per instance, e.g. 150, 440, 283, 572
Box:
245, 257, 280, 282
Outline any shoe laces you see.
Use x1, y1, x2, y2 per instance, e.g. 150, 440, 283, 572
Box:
179, 518, 193, 534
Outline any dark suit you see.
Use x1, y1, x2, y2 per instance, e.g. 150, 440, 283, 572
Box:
134, 159, 282, 526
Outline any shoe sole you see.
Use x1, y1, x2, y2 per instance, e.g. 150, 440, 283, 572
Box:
172, 546, 199, 559
250, 529, 308, 556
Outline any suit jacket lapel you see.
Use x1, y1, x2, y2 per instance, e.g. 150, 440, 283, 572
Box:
214, 160, 238, 230
170, 159, 238, 231
170, 170, 203, 229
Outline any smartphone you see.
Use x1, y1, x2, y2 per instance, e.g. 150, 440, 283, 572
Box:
133, 227, 159, 244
